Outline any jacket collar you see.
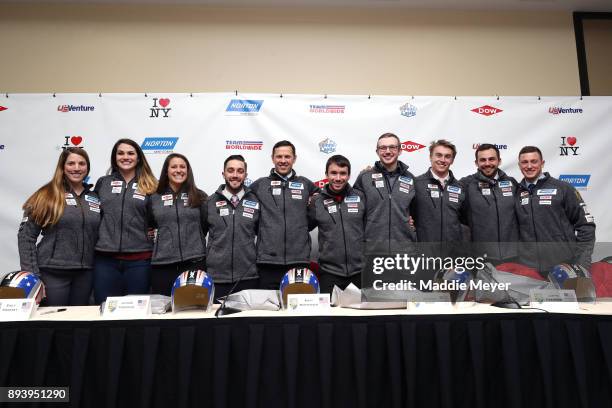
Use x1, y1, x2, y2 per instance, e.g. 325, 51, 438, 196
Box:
269, 168, 296, 181
374, 160, 409, 176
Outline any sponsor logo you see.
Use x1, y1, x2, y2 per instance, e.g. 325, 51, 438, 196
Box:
141, 137, 178, 153
310, 105, 345, 114
315, 178, 329, 189
61, 135, 84, 150
549, 107, 583, 115
318, 138, 337, 154
0, 106, 7, 112
471, 105, 503, 116
225, 140, 263, 150
226, 99, 263, 115
150, 97, 171, 118
400, 140, 426, 153
57, 104, 95, 112
472, 143, 508, 150
244, 178, 253, 187
399, 102, 417, 118
0, 144, 5, 150
559, 136, 579, 156
559, 174, 590, 188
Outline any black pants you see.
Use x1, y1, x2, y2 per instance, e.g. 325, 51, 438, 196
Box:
318, 273, 361, 294
214, 278, 260, 303
257, 263, 309, 290
151, 258, 206, 297
40, 268, 93, 306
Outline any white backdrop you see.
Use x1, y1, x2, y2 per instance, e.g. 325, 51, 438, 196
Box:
1, 93, 609, 273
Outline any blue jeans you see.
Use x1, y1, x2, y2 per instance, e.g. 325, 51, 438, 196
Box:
93, 254, 151, 304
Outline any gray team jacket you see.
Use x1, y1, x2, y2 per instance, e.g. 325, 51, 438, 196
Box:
202, 186, 260, 283
515, 173, 596, 272
18, 185, 101, 273
308, 185, 365, 277
459, 169, 519, 261
94, 172, 153, 253
148, 188, 207, 265
250, 169, 318, 266
353, 161, 417, 253
411, 169, 465, 243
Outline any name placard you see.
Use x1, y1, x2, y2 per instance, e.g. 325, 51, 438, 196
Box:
286, 293, 331, 314
529, 289, 579, 312
407, 292, 454, 313
102, 296, 151, 319
0, 299, 36, 321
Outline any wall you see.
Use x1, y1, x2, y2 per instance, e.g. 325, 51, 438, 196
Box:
583, 18, 612, 95
0, 4, 580, 95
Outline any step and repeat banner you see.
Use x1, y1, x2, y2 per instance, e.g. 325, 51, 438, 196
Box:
0, 93, 610, 272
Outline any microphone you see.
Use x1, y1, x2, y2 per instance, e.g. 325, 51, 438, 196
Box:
215, 266, 258, 317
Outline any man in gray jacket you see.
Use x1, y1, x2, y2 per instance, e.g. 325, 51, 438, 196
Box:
411, 140, 465, 256
249, 141, 319, 290
202, 155, 260, 299
515, 146, 595, 274
308, 155, 365, 293
353, 133, 417, 254
460, 143, 519, 263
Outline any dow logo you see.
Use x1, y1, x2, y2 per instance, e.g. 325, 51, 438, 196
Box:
400, 140, 426, 153
471, 105, 503, 116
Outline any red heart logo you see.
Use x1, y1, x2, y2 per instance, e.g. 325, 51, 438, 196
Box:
71, 136, 83, 146
567, 136, 577, 146
159, 98, 170, 108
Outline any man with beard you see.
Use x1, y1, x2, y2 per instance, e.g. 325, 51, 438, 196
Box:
515, 146, 595, 273
202, 155, 260, 299
250, 141, 319, 290
308, 155, 365, 293
460, 143, 519, 263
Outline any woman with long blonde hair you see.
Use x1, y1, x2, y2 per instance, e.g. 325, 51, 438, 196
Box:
18, 147, 101, 306
93, 138, 158, 304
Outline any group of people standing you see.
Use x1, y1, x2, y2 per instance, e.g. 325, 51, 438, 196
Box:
17, 133, 596, 307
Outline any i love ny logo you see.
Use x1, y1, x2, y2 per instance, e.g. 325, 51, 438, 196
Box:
150, 97, 171, 118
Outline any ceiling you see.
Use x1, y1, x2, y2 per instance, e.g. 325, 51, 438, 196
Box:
2, 0, 612, 11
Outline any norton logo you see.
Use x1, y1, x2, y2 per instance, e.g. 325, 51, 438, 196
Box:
400, 140, 426, 153
471, 105, 503, 116
559, 136, 579, 156
226, 99, 263, 115
314, 178, 329, 189
61, 136, 84, 150
559, 174, 590, 188
149, 97, 171, 118
0, 106, 7, 112
141, 137, 178, 153
57, 105, 95, 112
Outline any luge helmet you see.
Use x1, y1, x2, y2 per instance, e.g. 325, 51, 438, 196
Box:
279, 267, 319, 308
0, 271, 45, 304
171, 269, 215, 312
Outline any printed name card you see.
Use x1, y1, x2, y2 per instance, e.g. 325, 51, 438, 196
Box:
102, 296, 151, 319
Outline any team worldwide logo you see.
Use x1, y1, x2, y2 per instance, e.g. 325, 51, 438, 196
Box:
225, 140, 263, 150
400, 140, 426, 153
559, 136, 579, 156
471, 105, 502, 116
150, 97, 171, 118
310, 105, 345, 114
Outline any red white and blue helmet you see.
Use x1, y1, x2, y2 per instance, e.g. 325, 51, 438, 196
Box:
549, 264, 590, 288
171, 269, 214, 312
279, 267, 320, 308
0, 271, 45, 304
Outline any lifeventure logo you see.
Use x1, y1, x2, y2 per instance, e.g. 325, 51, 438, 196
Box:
471, 105, 503, 116
310, 105, 345, 114
549, 107, 583, 115
559, 136, 579, 156
57, 105, 95, 112
400, 140, 426, 153
472, 143, 508, 150
150, 97, 171, 118
0, 106, 7, 112
141, 137, 178, 153
225, 140, 263, 151
559, 174, 590, 188
226, 99, 264, 115
314, 178, 329, 189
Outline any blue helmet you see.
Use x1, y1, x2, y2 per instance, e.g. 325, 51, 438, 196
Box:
279, 267, 320, 308
171, 269, 215, 312
0, 271, 45, 304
